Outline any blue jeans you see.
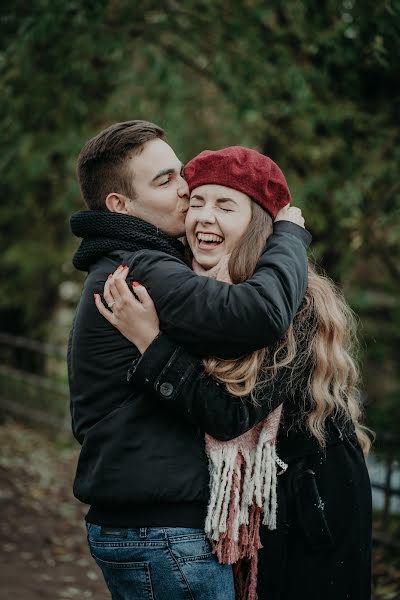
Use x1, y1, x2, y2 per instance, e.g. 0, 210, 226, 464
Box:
86, 524, 235, 600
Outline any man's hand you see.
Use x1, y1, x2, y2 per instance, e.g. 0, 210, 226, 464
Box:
275, 204, 305, 229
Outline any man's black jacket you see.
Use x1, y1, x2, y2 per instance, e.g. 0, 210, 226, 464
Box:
68, 220, 311, 527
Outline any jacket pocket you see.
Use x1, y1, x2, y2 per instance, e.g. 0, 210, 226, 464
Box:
292, 465, 334, 551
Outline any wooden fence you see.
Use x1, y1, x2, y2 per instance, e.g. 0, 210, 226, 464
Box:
369, 434, 400, 551
0, 332, 70, 432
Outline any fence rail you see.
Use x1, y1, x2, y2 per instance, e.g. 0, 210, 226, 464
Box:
0, 332, 66, 358
0, 364, 69, 395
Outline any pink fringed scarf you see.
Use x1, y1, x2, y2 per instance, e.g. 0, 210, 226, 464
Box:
193, 255, 287, 600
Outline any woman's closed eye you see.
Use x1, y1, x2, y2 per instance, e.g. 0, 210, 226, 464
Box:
189, 197, 205, 207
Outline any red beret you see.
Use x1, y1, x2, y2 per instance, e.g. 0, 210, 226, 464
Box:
184, 146, 291, 219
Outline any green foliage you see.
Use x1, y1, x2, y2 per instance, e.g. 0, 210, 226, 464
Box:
0, 0, 399, 432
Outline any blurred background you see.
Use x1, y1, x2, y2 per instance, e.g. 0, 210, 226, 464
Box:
0, 1, 399, 598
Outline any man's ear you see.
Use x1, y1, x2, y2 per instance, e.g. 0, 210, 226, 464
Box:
105, 193, 133, 214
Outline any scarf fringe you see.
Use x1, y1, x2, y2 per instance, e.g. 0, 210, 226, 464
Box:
206, 436, 286, 538
205, 431, 287, 600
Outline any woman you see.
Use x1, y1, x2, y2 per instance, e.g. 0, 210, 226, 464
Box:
96, 146, 372, 600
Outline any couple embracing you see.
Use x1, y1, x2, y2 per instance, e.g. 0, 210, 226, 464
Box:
68, 120, 372, 600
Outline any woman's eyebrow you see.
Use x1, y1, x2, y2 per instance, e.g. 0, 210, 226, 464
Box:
217, 197, 238, 206
190, 195, 238, 205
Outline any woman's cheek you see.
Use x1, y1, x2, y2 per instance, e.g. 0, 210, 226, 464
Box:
184, 212, 196, 235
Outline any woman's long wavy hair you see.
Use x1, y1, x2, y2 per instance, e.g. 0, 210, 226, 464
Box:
203, 203, 372, 454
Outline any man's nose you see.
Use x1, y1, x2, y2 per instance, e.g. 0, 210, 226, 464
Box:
177, 178, 189, 199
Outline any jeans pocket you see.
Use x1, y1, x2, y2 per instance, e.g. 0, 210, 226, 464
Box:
88, 540, 154, 600
293, 467, 334, 551
169, 534, 213, 563
168, 535, 235, 600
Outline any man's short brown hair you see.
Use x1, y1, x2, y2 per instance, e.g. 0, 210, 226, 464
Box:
77, 120, 165, 210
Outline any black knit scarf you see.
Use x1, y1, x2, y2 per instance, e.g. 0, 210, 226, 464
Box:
71, 210, 185, 272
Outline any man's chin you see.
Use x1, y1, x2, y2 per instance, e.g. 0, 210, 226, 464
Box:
165, 224, 186, 238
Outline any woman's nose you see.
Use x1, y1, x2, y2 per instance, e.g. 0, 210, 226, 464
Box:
197, 206, 216, 223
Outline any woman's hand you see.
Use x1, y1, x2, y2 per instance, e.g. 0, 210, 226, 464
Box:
275, 204, 305, 228
94, 265, 160, 354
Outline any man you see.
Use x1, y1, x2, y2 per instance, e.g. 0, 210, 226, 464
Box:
68, 120, 311, 599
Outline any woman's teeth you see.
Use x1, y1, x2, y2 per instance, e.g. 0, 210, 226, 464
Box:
196, 233, 223, 244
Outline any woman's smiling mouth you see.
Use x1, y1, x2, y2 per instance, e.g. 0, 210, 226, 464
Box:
196, 231, 224, 250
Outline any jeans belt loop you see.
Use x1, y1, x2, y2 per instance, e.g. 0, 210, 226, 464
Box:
139, 527, 147, 539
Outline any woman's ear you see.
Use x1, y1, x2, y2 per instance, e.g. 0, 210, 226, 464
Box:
105, 193, 132, 214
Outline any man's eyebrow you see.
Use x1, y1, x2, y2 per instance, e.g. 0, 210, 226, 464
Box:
151, 163, 184, 183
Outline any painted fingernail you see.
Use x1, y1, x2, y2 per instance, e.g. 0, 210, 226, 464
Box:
108, 274, 112, 279
93, 293, 97, 298
132, 281, 141, 287
123, 265, 129, 270
117, 265, 123, 270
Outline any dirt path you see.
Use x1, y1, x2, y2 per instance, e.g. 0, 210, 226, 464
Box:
0, 422, 109, 600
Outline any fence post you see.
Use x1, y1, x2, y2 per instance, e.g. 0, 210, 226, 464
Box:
381, 452, 394, 533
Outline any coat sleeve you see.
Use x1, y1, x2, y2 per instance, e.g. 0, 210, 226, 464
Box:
128, 221, 311, 358
126, 332, 289, 441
